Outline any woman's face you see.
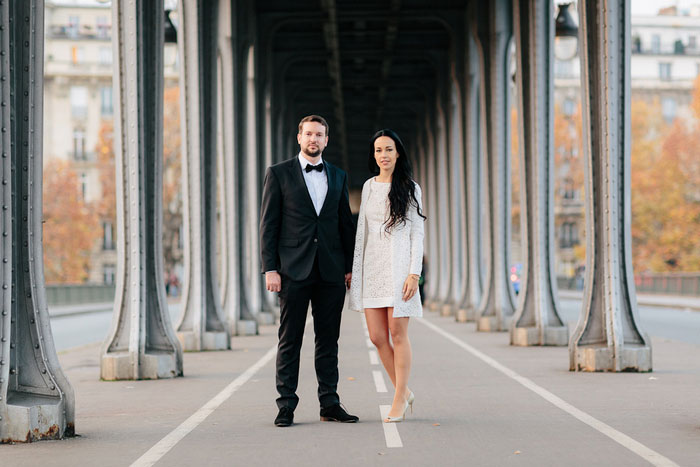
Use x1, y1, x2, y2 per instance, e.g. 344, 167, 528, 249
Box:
374, 135, 399, 173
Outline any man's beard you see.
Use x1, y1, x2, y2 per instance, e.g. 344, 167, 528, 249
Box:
303, 144, 321, 156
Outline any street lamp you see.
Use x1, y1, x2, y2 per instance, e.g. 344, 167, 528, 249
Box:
555, 3, 578, 61
164, 10, 177, 43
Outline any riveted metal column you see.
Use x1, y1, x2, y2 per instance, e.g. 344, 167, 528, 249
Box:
240, 45, 270, 328
446, 76, 467, 319
217, 0, 244, 337
0, 0, 75, 442
176, 0, 230, 351
458, 12, 485, 322
101, 0, 184, 380
475, 0, 516, 332
432, 96, 453, 315
509, 0, 568, 346
423, 116, 440, 305
570, 0, 651, 371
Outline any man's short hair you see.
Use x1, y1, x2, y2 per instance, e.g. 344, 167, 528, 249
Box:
298, 115, 329, 136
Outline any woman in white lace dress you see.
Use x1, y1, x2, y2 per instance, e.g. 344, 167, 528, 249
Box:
349, 129, 426, 423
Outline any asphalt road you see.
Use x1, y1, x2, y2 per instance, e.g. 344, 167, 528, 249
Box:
48, 297, 700, 353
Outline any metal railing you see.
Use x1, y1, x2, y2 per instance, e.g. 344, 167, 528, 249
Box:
46, 284, 115, 307
557, 273, 700, 296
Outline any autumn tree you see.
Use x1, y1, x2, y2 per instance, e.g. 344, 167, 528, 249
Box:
163, 86, 183, 275
94, 87, 183, 277
43, 159, 100, 283
631, 90, 700, 272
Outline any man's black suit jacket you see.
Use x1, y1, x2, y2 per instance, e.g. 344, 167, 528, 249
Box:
259, 157, 355, 283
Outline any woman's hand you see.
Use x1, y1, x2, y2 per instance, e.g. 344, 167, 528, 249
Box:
402, 274, 420, 302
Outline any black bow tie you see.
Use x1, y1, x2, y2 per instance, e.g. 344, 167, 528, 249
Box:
305, 163, 324, 173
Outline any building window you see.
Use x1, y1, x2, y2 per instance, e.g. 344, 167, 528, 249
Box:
80, 173, 88, 200
563, 98, 575, 117
103, 264, 116, 285
103, 221, 114, 250
99, 46, 112, 65
560, 222, 579, 249
689, 36, 697, 50
71, 46, 84, 65
662, 97, 677, 123
651, 34, 661, 53
562, 178, 576, 200
70, 86, 88, 119
659, 62, 672, 81
96, 16, 109, 39
73, 128, 86, 160
100, 86, 113, 116
67, 16, 79, 38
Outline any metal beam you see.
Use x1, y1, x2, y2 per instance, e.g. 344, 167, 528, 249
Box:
320, 0, 349, 172
375, 0, 401, 126
474, 0, 517, 332
510, 0, 568, 346
175, 0, 230, 351
457, 6, 484, 322
0, 0, 75, 442
570, 0, 651, 371
101, 0, 184, 380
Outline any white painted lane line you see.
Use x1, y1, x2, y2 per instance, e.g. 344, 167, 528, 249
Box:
366, 337, 373, 348
130, 343, 277, 467
369, 349, 380, 365
373, 370, 388, 393
380, 405, 403, 448
416, 317, 680, 467
132, 316, 318, 467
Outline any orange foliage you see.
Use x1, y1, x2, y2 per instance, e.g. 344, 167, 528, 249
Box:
42, 159, 100, 283
631, 93, 700, 272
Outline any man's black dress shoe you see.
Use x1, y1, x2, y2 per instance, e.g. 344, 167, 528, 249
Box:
320, 404, 359, 423
275, 407, 294, 427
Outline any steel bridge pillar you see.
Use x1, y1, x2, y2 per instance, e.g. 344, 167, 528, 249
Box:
570, 0, 651, 371
475, 0, 517, 332
0, 0, 75, 442
510, 0, 568, 346
175, 0, 230, 351
100, 1, 184, 380
458, 10, 485, 323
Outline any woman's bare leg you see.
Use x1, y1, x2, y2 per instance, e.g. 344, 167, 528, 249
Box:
386, 308, 411, 418
364, 308, 395, 385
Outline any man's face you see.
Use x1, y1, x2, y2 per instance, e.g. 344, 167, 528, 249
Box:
297, 121, 328, 157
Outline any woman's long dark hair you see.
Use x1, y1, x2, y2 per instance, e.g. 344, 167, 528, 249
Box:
368, 129, 426, 232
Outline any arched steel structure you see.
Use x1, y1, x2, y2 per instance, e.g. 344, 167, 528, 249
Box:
0, 0, 651, 442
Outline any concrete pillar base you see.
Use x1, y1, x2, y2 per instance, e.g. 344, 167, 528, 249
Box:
511, 326, 569, 347
100, 351, 180, 380
236, 320, 259, 336
440, 304, 454, 317
2, 393, 71, 443
456, 308, 469, 322
571, 344, 652, 372
477, 315, 511, 332
177, 331, 229, 351
428, 301, 442, 313
257, 311, 276, 325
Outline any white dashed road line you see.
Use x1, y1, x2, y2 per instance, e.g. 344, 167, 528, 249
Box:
373, 370, 388, 393
379, 405, 403, 448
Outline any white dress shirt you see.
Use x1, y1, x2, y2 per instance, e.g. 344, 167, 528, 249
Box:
298, 153, 328, 216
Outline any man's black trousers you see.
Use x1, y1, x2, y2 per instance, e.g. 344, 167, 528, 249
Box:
275, 257, 345, 410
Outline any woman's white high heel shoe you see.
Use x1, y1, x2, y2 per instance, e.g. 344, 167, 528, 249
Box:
407, 391, 415, 414
384, 399, 409, 423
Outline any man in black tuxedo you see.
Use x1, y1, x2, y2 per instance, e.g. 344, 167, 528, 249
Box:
260, 115, 358, 427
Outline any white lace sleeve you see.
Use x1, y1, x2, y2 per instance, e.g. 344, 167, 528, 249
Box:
409, 182, 424, 276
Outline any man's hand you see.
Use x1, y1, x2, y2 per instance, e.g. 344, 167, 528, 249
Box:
266, 271, 282, 292
344, 272, 352, 290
